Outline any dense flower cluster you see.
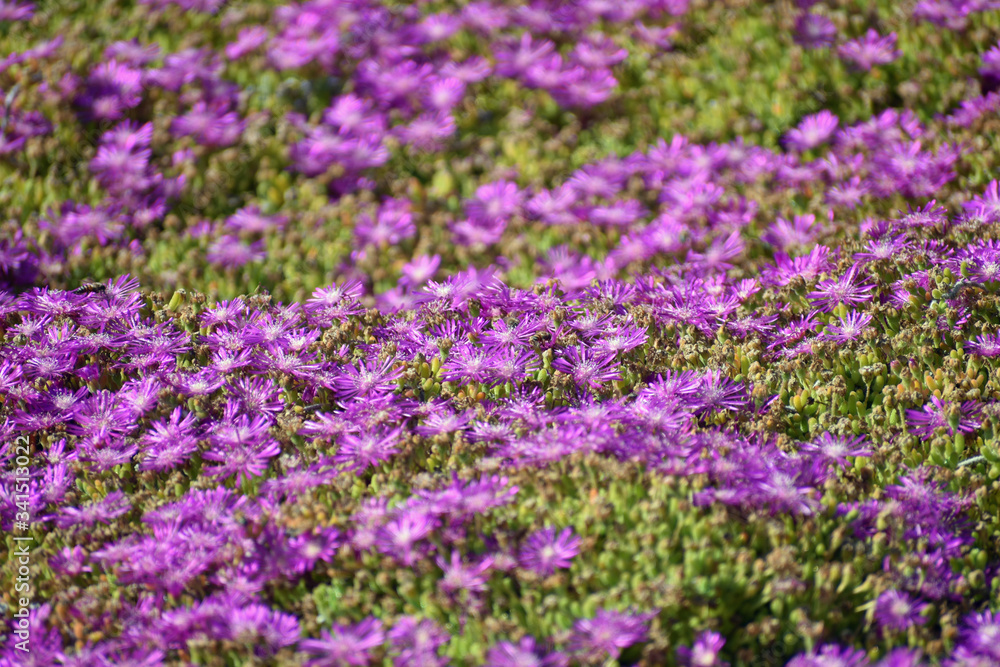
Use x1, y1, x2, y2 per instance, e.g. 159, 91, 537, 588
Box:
2, 0, 1000, 666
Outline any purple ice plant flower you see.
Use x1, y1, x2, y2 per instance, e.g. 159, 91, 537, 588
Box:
874, 589, 928, 633
55, 490, 131, 529
906, 396, 982, 438
795, 13, 837, 49
400, 254, 441, 289
551, 346, 621, 390
299, 617, 385, 667
225, 26, 269, 60
692, 370, 749, 414
375, 508, 438, 566
138, 406, 201, 472
465, 180, 524, 223
876, 648, 926, 667
388, 616, 450, 667
955, 609, 1000, 661
77, 60, 144, 121
821, 311, 873, 344
335, 426, 404, 473
518, 526, 582, 576
203, 414, 282, 484
807, 264, 876, 312
332, 357, 404, 400
784, 111, 839, 151
287, 527, 343, 575
0, 1, 35, 22
787, 644, 871, 667
48, 546, 91, 578
225, 206, 287, 234
763, 214, 822, 250
800, 433, 871, 469
485, 636, 569, 667
964, 333, 1000, 357
676, 630, 728, 667
838, 29, 901, 71
207, 235, 266, 268
437, 551, 495, 595
567, 608, 655, 662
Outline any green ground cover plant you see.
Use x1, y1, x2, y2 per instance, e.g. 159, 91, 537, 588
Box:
1, 0, 1000, 665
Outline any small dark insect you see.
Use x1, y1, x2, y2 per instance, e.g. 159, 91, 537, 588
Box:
73, 282, 107, 294
529, 332, 551, 346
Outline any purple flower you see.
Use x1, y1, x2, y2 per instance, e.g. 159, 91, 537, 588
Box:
167, 367, 226, 396
906, 396, 981, 438
300, 617, 385, 667
0, 1, 35, 21
551, 347, 620, 390
785, 111, 839, 151
875, 648, 925, 667
838, 29, 901, 71
439, 343, 495, 383
800, 433, 871, 469
355, 199, 416, 247
287, 527, 342, 575
225, 26, 269, 60
753, 469, 821, 516
567, 163, 626, 201
807, 264, 876, 312
0, 360, 22, 395
77, 60, 144, 121
519, 526, 582, 576
375, 509, 438, 565
465, 180, 524, 223
48, 546, 91, 577
787, 644, 870, 667
854, 233, 911, 263
692, 370, 748, 414
485, 636, 569, 667
821, 311, 872, 344
415, 410, 471, 436
956, 237, 1000, 284
589, 199, 646, 227
56, 490, 131, 529
981, 41, 1000, 86
874, 589, 928, 633
412, 14, 462, 45
795, 13, 837, 49
399, 254, 441, 288
333, 357, 403, 400
43, 204, 124, 249
956, 609, 1000, 661
634, 22, 680, 49
677, 630, 728, 667
496, 33, 554, 77
207, 235, 266, 268
306, 280, 365, 325
204, 414, 282, 484
68, 391, 132, 441
335, 426, 403, 473
395, 112, 456, 151
261, 464, 337, 502
763, 247, 833, 287
437, 551, 494, 594
568, 608, 654, 662
441, 55, 493, 83
227, 376, 285, 418
225, 206, 287, 234
388, 616, 449, 667
763, 214, 821, 250
90, 123, 153, 193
